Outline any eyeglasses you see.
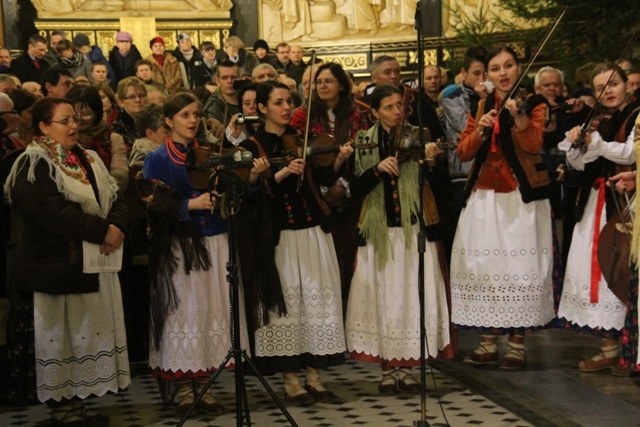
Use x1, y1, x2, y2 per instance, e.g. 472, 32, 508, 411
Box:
0, 109, 18, 115
123, 93, 147, 101
315, 79, 338, 86
49, 117, 80, 126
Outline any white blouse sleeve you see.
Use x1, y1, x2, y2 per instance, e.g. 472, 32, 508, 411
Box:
581, 128, 635, 165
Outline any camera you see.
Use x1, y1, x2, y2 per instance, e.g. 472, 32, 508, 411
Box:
233, 78, 251, 91
237, 114, 260, 125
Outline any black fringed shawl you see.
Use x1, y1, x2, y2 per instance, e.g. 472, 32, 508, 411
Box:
143, 179, 212, 350
236, 184, 288, 330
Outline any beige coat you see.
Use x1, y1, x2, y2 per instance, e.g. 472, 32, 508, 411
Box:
146, 53, 183, 93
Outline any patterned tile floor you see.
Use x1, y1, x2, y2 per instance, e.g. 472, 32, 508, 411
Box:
3, 329, 640, 426
0, 358, 533, 427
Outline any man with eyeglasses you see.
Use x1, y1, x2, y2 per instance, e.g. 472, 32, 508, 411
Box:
274, 42, 294, 78
40, 67, 74, 98
12, 34, 50, 84
204, 61, 240, 128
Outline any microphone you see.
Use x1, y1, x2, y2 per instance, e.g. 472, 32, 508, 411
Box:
196, 150, 253, 171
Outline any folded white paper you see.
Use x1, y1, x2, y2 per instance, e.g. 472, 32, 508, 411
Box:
83, 241, 123, 273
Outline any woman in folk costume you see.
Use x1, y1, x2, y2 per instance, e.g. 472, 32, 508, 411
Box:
5, 97, 129, 425
450, 45, 556, 370
143, 92, 267, 416
558, 62, 640, 373
240, 81, 352, 405
345, 84, 452, 394
289, 62, 369, 289
607, 113, 640, 376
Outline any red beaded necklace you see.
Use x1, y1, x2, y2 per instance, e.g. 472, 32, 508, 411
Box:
165, 135, 198, 165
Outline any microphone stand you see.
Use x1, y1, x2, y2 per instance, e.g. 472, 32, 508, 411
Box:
176, 167, 298, 427
414, 2, 432, 426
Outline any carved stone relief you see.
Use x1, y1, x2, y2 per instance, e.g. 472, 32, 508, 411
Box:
31, 0, 232, 19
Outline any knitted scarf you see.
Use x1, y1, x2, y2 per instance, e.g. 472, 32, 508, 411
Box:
59, 51, 86, 70
354, 123, 420, 269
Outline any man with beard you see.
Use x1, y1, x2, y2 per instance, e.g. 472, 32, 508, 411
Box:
0, 48, 12, 74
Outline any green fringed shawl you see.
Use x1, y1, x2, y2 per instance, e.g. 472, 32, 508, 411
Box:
354, 123, 420, 269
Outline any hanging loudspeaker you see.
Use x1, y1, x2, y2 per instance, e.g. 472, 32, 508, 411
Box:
419, 0, 442, 38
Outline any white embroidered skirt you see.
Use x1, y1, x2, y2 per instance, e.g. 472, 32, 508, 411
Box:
450, 189, 555, 330
346, 224, 451, 361
34, 272, 130, 402
558, 187, 626, 331
254, 226, 346, 357
149, 233, 250, 373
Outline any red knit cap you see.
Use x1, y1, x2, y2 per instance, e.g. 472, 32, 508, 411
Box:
149, 37, 165, 48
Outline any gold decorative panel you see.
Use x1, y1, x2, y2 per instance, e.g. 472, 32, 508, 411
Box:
317, 54, 367, 69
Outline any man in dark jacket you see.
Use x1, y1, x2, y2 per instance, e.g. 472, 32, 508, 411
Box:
108, 31, 143, 84
73, 33, 117, 84
11, 34, 50, 84
192, 41, 220, 86
173, 33, 205, 89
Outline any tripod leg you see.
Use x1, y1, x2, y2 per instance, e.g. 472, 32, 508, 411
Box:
233, 355, 252, 427
240, 351, 299, 427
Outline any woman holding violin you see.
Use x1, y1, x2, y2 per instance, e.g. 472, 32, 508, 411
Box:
143, 92, 268, 416
608, 114, 640, 377
450, 45, 555, 370
289, 62, 368, 288
345, 84, 452, 394
240, 81, 352, 405
557, 63, 640, 374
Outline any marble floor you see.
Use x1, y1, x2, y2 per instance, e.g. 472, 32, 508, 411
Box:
1, 329, 639, 427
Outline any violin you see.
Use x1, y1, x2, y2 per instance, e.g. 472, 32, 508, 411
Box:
282, 133, 339, 168
185, 145, 251, 190
572, 103, 613, 152
388, 124, 453, 163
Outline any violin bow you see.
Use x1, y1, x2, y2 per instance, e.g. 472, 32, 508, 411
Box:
296, 49, 316, 193
500, 5, 568, 117
575, 26, 640, 149
479, 5, 567, 140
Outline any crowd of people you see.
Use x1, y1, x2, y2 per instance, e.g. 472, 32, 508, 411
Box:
0, 28, 639, 427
